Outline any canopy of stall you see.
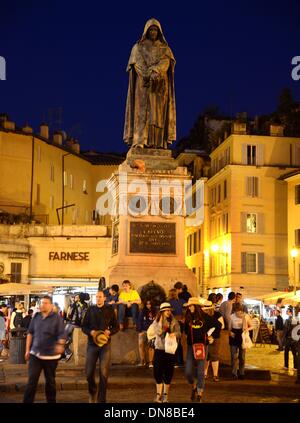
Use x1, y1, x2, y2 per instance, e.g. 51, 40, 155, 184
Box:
255, 291, 300, 306
0, 283, 53, 295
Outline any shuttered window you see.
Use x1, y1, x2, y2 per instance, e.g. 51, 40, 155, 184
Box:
241, 252, 264, 274
246, 177, 259, 197
11, 263, 22, 283
295, 229, 300, 247
295, 185, 300, 205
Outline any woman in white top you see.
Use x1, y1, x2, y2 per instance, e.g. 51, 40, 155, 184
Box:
228, 303, 253, 380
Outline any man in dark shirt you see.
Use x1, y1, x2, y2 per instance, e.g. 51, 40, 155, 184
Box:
82, 290, 119, 403
275, 309, 284, 351
23, 295, 66, 403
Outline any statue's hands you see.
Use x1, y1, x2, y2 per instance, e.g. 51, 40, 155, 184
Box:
151, 69, 159, 80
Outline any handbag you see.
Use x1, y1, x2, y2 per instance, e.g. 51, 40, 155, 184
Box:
191, 325, 206, 360
164, 332, 178, 354
242, 330, 253, 349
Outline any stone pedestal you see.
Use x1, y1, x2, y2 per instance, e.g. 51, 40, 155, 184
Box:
104, 148, 197, 294
72, 325, 140, 365
73, 328, 87, 366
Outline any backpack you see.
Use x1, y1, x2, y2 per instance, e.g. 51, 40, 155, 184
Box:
13, 312, 24, 328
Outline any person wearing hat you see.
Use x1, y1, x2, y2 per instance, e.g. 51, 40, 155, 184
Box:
82, 291, 119, 403
147, 302, 181, 403
184, 297, 220, 402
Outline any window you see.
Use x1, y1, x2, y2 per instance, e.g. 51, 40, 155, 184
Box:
193, 232, 197, 254
295, 229, 300, 247
217, 185, 221, 203
295, 185, 300, 205
247, 145, 256, 165
197, 229, 201, 252
11, 263, 22, 283
63, 171, 68, 187
70, 174, 74, 190
222, 213, 228, 233
246, 253, 257, 273
36, 184, 40, 205
50, 195, 54, 210
224, 180, 227, 199
50, 164, 54, 182
246, 176, 259, 197
241, 252, 264, 274
246, 213, 257, 233
83, 179, 87, 193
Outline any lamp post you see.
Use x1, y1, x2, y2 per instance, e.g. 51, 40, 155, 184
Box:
291, 247, 298, 294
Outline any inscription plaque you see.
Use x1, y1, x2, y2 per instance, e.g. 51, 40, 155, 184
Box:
130, 222, 176, 254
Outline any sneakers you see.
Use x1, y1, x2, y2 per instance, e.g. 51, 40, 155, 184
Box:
137, 362, 145, 367
89, 393, 97, 403
148, 363, 154, 368
213, 376, 220, 382
65, 352, 73, 362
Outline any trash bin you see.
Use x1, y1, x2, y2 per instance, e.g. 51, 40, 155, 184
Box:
9, 328, 27, 364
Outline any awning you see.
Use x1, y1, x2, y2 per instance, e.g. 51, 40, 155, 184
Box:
0, 283, 53, 295
255, 291, 300, 305
281, 293, 300, 307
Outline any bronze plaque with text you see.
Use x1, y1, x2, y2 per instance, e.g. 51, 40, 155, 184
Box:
130, 222, 176, 254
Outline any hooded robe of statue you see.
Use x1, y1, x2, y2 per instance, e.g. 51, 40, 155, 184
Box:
123, 18, 176, 149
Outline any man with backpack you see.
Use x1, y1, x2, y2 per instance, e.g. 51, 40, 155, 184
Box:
10, 302, 25, 330
63, 293, 89, 361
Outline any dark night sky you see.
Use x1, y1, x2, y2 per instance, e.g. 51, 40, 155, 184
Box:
0, 0, 300, 153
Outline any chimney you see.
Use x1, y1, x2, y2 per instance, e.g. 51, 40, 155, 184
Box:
22, 123, 33, 134
72, 141, 80, 154
65, 138, 80, 154
53, 131, 63, 145
270, 124, 284, 137
0, 114, 16, 131
40, 123, 49, 139
232, 121, 247, 135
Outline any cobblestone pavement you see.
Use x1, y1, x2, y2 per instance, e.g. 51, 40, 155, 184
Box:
1, 385, 299, 403
246, 344, 297, 375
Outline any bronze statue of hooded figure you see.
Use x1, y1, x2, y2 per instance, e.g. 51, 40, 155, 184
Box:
123, 18, 176, 149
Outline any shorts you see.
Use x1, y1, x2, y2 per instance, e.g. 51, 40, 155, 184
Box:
207, 337, 220, 362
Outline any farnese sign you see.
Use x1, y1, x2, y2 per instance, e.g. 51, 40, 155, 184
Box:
49, 252, 90, 261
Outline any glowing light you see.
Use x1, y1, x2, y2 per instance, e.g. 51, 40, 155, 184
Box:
291, 248, 298, 259
211, 244, 219, 253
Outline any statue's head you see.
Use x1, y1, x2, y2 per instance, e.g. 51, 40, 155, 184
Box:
141, 18, 168, 45
147, 25, 159, 42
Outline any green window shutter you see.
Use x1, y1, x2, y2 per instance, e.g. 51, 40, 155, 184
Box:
241, 252, 247, 273
258, 253, 265, 274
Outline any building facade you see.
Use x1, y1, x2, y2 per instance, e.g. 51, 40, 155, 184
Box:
184, 123, 300, 299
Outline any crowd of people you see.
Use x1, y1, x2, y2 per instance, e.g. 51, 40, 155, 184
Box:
0, 283, 299, 404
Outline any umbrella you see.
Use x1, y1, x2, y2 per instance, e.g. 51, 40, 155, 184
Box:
0, 283, 53, 295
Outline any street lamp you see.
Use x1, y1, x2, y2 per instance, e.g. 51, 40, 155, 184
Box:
291, 247, 298, 294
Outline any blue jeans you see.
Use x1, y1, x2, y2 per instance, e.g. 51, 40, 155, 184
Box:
185, 344, 206, 390
230, 345, 245, 376
86, 343, 111, 403
118, 303, 139, 325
